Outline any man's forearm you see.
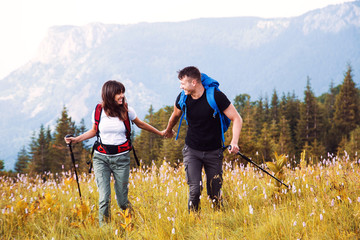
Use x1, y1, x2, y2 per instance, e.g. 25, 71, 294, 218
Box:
166, 112, 181, 132
231, 115, 243, 145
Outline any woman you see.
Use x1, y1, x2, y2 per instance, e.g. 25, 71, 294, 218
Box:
64, 80, 164, 226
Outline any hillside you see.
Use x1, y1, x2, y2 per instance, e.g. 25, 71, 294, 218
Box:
1, 1, 359, 169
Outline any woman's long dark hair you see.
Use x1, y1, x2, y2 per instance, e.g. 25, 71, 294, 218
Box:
101, 80, 128, 121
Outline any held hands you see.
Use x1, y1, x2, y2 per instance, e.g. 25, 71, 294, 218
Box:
161, 129, 176, 139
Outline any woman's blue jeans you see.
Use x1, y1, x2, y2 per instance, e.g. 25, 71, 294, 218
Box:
93, 151, 130, 226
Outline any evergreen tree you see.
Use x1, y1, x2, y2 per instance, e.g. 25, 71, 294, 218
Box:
282, 92, 300, 145
270, 89, 279, 122
254, 96, 265, 137
321, 82, 340, 153
15, 146, 31, 173
51, 106, 76, 173
0, 160, 4, 171
263, 94, 271, 124
256, 122, 274, 162
233, 94, 251, 113
296, 78, 324, 152
234, 96, 257, 161
29, 125, 52, 174
277, 116, 294, 156
333, 65, 360, 141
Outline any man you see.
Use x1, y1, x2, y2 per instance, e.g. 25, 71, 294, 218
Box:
164, 66, 242, 211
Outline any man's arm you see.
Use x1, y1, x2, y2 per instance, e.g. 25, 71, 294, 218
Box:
163, 104, 183, 138
223, 103, 243, 154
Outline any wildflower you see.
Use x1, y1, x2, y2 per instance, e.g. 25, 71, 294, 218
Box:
172, 228, 175, 234
348, 197, 352, 204
303, 222, 306, 227
159, 213, 161, 219
357, 197, 360, 203
273, 204, 276, 211
249, 205, 253, 215
115, 229, 118, 235
314, 197, 318, 203
331, 199, 335, 206
320, 214, 323, 221
293, 221, 297, 226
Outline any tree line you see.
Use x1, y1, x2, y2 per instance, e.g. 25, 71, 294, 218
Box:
10, 65, 360, 175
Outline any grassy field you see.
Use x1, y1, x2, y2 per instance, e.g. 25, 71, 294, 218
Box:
1, 153, 360, 239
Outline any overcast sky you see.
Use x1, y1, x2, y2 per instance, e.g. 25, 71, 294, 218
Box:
0, 0, 354, 79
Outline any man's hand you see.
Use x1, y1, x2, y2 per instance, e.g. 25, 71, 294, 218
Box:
228, 143, 239, 154
162, 129, 175, 138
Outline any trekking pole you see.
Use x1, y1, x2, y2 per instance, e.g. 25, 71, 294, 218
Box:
65, 134, 82, 199
225, 145, 289, 188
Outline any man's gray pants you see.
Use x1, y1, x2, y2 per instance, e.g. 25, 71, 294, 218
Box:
182, 144, 224, 211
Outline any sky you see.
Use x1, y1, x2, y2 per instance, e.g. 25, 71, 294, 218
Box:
0, 0, 354, 80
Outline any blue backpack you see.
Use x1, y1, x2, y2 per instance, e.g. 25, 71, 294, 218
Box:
176, 73, 231, 146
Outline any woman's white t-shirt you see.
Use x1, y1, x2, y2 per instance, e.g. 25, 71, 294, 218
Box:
91, 106, 137, 145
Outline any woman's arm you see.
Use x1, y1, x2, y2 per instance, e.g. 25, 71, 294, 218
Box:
132, 117, 164, 136
64, 124, 97, 144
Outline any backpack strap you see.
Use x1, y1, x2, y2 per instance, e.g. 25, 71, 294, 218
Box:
123, 112, 131, 141
205, 87, 226, 147
94, 103, 103, 138
176, 91, 187, 140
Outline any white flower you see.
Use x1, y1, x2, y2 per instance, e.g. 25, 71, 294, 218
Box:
303, 222, 306, 227
320, 214, 323, 221
293, 221, 297, 226
249, 205, 253, 215
172, 228, 175, 234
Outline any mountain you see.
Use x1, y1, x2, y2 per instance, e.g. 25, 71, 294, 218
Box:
1, 2, 359, 170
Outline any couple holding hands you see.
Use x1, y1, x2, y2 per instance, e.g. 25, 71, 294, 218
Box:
65, 66, 242, 226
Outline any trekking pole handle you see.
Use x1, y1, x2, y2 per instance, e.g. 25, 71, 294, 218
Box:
65, 134, 74, 147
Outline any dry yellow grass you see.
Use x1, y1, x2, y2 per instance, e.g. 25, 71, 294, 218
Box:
1, 153, 359, 239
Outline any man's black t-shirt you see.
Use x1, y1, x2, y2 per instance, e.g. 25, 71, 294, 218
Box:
175, 89, 231, 151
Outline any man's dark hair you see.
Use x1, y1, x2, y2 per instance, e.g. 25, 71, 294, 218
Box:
177, 66, 201, 82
